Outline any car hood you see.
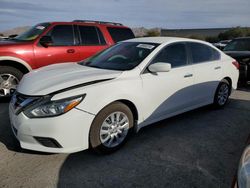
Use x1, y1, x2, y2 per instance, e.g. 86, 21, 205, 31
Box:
17, 63, 122, 96
0, 39, 30, 46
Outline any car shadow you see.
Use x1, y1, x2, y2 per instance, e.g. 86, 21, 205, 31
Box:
0, 85, 250, 187
57, 97, 250, 188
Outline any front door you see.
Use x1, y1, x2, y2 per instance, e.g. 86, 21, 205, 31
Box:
34, 24, 80, 68
141, 42, 195, 123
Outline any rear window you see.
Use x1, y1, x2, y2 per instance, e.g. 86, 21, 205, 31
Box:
188, 42, 221, 64
78, 26, 106, 45
107, 27, 135, 43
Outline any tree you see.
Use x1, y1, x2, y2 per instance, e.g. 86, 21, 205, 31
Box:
218, 27, 250, 40
145, 30, 160, 37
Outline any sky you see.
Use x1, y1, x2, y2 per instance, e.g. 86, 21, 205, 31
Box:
0, 0, 250, 31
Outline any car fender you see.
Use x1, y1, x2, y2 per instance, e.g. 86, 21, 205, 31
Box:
51, 77, 145, 124
0, 56, 32, 71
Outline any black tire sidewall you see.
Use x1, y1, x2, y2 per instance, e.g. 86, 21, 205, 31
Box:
89, 102, 134, 154
0, 66, 23, 81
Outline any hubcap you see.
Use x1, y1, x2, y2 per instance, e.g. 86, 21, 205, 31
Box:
0, 74, 19, 97
217, 83, 229, 106
100, 111, 130, 148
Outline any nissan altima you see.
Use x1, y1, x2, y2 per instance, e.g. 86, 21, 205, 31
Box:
9, 37, 239, 153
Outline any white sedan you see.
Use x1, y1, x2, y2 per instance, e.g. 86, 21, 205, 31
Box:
9, 37, 239, 154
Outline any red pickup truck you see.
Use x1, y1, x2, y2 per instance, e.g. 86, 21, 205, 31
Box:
0, 20, 135, 97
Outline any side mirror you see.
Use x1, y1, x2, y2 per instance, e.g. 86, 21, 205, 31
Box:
9, 34, 18, 38
148, 62, 171, 73
40, 36, 53, 47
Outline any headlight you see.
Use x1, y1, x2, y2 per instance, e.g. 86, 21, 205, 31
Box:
238, 145, 250, 188
23, 95, 85, 118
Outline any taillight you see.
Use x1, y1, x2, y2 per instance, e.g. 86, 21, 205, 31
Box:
232, 61, 239, 70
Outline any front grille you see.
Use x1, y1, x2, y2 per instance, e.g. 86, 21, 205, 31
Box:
34, 137, 62, 148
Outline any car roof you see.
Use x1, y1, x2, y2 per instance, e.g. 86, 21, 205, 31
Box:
234, 37, 250, 40
124, 37, 208, 44
47, 20, 128, 27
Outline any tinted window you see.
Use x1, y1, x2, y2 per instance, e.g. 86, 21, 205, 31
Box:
96, 28, 106, 45
78, 26, 105, 45
152, 43, 187, 68
188, 42, 220, 63
107, 27, 135, 43
224, 39, 250, 51
49, 25, 74, 46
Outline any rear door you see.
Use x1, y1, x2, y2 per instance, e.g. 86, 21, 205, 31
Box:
34, 24, 80, 68
75, 25, 109, 61
187, 42, 222, 104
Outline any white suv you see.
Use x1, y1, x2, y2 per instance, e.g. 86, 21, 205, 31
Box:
9, 37, 239, 154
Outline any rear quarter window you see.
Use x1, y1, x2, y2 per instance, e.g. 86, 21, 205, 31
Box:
187, 42, 221, 64
107, 27, 135, 43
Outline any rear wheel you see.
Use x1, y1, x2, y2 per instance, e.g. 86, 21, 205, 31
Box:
213, 80, 230, 108
89, 102, 134, 154
0, 66, 23, 97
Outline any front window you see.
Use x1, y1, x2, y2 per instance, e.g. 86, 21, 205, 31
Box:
14, 23, 50, 41
224, 39, 250, 51
47, 25, 74, 46
151, 43, 187, 68
79, 42, 159, 71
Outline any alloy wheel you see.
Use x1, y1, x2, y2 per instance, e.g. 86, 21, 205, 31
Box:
99, 111, 130, 148
217, 83, 229, 106
0, 74, 19, 97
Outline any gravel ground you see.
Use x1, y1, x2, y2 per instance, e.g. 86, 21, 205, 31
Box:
0, 88, 250, 188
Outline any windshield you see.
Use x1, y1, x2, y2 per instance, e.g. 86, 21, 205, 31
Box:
14, 23, 51, 41
224, 39, 250, 51
79, 42, 159, 71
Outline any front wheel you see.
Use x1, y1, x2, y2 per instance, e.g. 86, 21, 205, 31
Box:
89, 102, 134, 154
213, 80, 230, 108
0, 66, 23, 97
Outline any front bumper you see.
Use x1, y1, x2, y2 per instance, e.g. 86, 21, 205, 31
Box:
9, 104, 95, 153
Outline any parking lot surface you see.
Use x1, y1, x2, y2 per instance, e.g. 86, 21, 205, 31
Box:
0, 88, 250, 188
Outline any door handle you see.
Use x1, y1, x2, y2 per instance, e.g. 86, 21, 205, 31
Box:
214, 66, 221, 70
184, 73, 193, 78
67, 49, 75, 53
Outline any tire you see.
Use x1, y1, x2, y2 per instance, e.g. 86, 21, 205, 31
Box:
0, 66, 23, 97
89, 102, 134, 154
213, 79, 230, 108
